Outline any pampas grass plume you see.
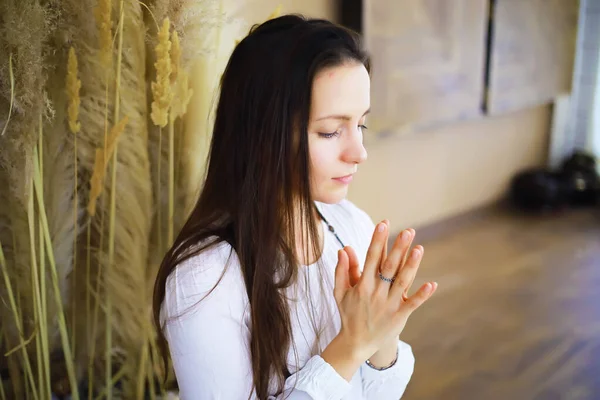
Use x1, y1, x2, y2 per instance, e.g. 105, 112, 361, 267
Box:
169, 30, 192, 122
95, 0, 113, 66
267, 4, 282, 20
86, 116, 129, 216
151, 18, 172, 128
170, 30, 181, 84
66, 47, 81, 134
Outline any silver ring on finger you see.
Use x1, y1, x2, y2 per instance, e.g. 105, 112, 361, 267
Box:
378, 272, 395, 284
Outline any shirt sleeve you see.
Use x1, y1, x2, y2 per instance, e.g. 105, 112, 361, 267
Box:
340, 199, 417, 398
161, 242, 352, 400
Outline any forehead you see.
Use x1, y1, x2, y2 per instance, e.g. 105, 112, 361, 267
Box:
310, 63, 370, 117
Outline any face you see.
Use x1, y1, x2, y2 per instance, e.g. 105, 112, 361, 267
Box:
308, 62, 370, 204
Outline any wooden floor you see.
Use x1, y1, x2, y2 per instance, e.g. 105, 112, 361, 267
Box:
400, 206, 600, 400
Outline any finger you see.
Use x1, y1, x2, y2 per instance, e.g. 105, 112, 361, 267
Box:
362, 221, 389, 286
333, 249, 350, 304
402, 236, 420, 299
390, 244, 424, 302
400, 281, 437, 314
382, 220, 390, 261
377, 229, 413, 295
400, 229, 416, 267
344, 246, 362, 287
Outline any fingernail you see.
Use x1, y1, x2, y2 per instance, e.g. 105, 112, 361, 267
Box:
412, 248, 421, 258
423, 282, 432, 294
377, 223, 386, 232
401, 230, 410, 240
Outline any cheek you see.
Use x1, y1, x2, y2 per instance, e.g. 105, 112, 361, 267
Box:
309, 143, 333, 183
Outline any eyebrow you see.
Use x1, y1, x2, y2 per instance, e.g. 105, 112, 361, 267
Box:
315, 108, 371, 121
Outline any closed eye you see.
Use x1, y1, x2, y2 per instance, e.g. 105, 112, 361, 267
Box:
319, 124, 368, 139
318, 131, 340, 139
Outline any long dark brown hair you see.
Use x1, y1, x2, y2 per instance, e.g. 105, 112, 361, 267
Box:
152, 14, 370, 399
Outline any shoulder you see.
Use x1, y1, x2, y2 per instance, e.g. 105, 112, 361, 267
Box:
161, 239, 248, 324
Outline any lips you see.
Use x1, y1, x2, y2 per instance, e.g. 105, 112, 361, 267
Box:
333, 173, 354, 184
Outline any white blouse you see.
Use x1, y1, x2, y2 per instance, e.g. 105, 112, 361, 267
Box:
161, 199, 415, 399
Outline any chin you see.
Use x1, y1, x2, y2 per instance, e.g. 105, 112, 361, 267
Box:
313, 188, 348, 204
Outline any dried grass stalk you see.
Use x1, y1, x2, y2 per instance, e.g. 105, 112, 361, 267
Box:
32, 146, 79, 400
66, 46, 82, 362
167, 30, 192, 247
0, 0, 56, 395
0, 239, 38, 399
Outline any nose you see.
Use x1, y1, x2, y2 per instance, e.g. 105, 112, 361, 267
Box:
342, 127, 368, 165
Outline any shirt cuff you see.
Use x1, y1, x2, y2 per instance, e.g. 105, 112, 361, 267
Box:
360, 340, 415, 388
285, 355, 352, 400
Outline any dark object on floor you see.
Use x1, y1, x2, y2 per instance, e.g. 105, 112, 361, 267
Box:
561, 149, 597, 173
510, 168, 568, 211
510, 150, 600, 212
559, 150, 600, 207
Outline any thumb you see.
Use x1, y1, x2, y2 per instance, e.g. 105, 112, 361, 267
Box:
333, 249, 350, 304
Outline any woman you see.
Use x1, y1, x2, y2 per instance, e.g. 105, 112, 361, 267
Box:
153, 14, 438, 399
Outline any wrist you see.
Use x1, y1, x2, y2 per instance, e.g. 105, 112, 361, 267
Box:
321, 332, 368, 381
366, 338, 398, 369
366, 346, 398, 370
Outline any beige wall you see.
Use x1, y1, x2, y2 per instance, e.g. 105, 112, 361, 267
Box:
227, 0, 337, 29
229, 0, 552, 232
349, 106, 551, 232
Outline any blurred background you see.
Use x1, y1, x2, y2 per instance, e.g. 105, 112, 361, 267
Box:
0, 0, 599, 399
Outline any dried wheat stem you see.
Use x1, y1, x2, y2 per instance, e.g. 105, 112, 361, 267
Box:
151, 18, 173, 256
86, 116, 127, 400
135, 342, 148, 400
105, 0, 125, 396
168, 121, 174, 247
37, 116, 51, 400
89, 0, 113, 394
0, 242, 37, 397
32, 146, 79, 400
157, 128, 163, 254
67, 45, 81, 361
26, 160, 42, 400
93, 365, 126, 400
85, 217, 92, 400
